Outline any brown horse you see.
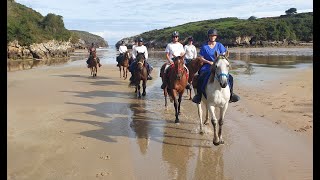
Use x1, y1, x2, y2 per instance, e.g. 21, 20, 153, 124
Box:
160, 54, 188, 123
186, 57, 203, 99
88, 51, 98, 77
133, 53, 147, 98
118, 51, 130, 80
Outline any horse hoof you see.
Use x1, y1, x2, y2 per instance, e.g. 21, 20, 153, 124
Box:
200, 131, 204, 135
213, 141, 220, 146
204, 122, 209, 125
219, 140, 224, 144
175, 119, 180, 124
142, 92, 146, 96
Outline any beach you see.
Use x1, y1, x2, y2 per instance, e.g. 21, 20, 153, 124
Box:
8, 62, 312, 179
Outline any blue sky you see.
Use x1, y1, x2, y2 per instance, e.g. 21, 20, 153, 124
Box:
15, 0, 313, 45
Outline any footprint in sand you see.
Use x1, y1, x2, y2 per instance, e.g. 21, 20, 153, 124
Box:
96, 171, 111, 177
99, 155, 110, 160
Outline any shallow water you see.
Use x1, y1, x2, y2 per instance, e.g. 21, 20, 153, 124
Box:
9, 46, 313, 179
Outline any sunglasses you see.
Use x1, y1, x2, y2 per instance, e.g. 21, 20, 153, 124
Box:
173, 36, 179, 38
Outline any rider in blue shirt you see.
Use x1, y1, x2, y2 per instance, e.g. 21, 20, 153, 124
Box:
192, 29, 240, 104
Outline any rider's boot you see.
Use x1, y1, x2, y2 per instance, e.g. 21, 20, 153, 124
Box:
229, 93, 240, 103
192, 87, 202, 104
228, 74, 240, 103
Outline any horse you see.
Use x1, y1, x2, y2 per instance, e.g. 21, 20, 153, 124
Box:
193, 50, 230, 145
88, 51, 98, 77
160, 54, 188, 123
185, 57, 203, 100
132, 53, 147, 98
118, 51, 130, 80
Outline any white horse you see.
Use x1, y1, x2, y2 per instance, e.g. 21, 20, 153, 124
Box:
194, 51, 230, 145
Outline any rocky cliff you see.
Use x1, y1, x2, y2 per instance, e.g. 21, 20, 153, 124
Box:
7, 40, 76, 60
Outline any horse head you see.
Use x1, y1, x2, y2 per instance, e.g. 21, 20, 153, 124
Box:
173, 54, 185, 80
124, 51, 130, 60
211, 50, 230, 88
136, 52, 146, 70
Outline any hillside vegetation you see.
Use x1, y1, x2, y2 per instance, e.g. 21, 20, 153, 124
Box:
125, 12, 313, 48
7, 0, 107, 47
70, 30, 108, 47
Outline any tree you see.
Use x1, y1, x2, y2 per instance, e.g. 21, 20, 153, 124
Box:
248, 16, 257, 21
285, 8, 297, 15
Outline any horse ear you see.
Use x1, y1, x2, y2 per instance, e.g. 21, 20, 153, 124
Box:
214, 51, 218, 58
225, 46, 229, 58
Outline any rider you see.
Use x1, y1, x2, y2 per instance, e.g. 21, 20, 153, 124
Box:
191, 29, 240, 104
116, 40, 128, 67
130, 38, 138, 65
161, 31, 191, 90
129, 37, 153, 85
184, 36, 197, 64
87, 43, 102, 67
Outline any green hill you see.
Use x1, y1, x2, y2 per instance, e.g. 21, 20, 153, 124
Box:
123, 12, 313, 48
70, 30, 108, 47
7, 0, 107, 47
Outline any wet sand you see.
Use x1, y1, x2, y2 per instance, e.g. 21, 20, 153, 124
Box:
8, 63, 312, 179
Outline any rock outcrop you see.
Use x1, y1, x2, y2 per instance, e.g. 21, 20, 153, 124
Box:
7, 40, 75, 60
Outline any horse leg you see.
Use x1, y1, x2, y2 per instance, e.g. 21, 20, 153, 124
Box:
208, 105, 219, 145
124, 67, 128, 80
173, 93, 179, 123
218, 104, 229, 144
204, 103, 210, 125
197, 103, 204, 134
119, 66, 122, 78
164, 89, 168, 109
122, 67, 125, 78
137, 83, 141, 98
142, 80, 146, 96
178, 93, 182, 115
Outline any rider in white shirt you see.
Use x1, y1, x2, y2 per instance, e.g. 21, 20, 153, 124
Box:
184, 36, 197, 64
129, 37, 153, 85
116, 41, 128, 66
161, 31, 191, 90
129, 39, 138, 65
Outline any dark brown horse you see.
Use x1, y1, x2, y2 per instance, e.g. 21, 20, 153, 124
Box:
88, 51, 99, 77
119, 51, 130, 80
133, 53, 147, 98
160, 54, 188, 123
186, 57, 203, 99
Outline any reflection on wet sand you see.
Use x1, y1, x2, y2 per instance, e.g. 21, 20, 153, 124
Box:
193, 146, 226, 180
129, 101, 150, 155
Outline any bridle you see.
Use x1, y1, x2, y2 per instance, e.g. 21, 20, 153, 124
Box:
213, 55, 230, 85
173, 56, 185, 80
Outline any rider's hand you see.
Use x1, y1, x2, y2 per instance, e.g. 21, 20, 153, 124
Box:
208, 61, 213, 65
169, 60, 174, 64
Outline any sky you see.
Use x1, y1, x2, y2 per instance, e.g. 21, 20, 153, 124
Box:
15, 0, 313, 45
